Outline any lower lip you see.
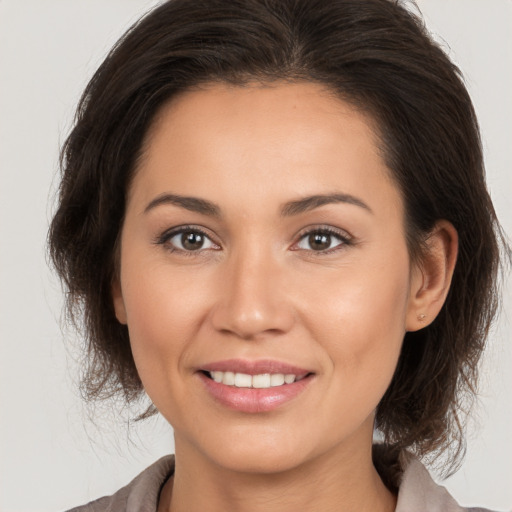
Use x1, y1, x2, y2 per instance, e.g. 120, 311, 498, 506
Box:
198, 372, 313, 413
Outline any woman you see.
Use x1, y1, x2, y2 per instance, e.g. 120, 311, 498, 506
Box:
47, 0, 509, 510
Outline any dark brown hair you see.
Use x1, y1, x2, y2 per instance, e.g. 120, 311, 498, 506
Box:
49, 0, 507, 471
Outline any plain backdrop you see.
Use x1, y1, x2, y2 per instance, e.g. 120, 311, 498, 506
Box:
0, 1, 511, 511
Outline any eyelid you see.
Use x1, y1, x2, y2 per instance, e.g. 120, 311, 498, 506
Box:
290, 225, 353, 253
153, 223, 352, 255
154, 224, 221, 252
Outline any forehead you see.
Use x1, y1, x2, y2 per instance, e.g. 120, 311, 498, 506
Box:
145, 81, 382, 161
131, 81, 402, 218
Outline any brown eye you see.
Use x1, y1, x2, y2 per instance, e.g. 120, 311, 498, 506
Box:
165, 229, 217, 252
295, 229, 349, 252
308, 233, 331, 251
181, 231, 206, 250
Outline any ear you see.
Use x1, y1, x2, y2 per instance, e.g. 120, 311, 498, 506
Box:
406, 220, 458, 332
111, 278, 128, 325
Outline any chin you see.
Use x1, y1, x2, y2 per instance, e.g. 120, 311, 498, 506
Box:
192, 426, 314, 475
212, 447, 308, 475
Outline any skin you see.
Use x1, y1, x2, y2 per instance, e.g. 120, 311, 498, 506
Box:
112, 82, 458, 512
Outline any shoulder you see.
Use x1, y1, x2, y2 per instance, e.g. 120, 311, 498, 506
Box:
395, 451, 498, 512
65, 455, 175, 512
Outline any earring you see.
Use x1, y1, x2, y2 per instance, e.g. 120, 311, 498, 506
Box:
417, 313, 427, 321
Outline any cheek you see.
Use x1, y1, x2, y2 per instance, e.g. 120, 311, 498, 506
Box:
118, 253, 209, 386
303, 253, 410, 334
300, 247, 411, 404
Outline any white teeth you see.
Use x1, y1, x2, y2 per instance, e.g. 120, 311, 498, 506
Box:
208, 371, 303, 388
222, 371, 235, 385
234, 373, 252, 387
252, 373, 271, 388
270, 373, 285, 386
211, 371, 223, 383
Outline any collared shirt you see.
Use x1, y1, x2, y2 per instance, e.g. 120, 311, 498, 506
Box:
66, 454, 496, 512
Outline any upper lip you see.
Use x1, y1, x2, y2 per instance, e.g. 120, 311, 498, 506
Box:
199, 359, 313, 376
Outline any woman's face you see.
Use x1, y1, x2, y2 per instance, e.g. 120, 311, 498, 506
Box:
114, 82, 423, 473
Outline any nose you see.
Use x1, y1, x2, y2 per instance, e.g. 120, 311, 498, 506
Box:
210, 248, 295, 340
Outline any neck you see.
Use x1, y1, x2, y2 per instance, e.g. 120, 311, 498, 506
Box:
163, 437, 397, 512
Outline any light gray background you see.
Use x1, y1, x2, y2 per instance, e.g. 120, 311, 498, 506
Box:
0, 1, 511, 511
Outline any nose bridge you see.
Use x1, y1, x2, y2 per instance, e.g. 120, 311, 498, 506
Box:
211, 240, 293, 339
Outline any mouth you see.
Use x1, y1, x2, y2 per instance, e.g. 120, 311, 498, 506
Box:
197, 359, 315, 413
201, 370, 309, 388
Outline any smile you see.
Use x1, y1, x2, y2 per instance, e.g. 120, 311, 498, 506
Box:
198, 360, 315, 413
208, 371, 306, 388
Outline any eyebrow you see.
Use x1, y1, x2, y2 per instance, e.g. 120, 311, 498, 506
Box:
144, 191, 372, 217
280, 193, 373, 216
144, 193, 221, 217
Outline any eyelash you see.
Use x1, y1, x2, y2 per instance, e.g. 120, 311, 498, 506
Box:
292, 226, 353, 254
154, 225, 219, 256
154, 225, 352, 255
